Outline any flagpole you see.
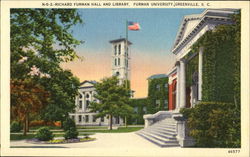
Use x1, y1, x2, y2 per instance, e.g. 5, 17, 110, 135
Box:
125, 20, 128, 128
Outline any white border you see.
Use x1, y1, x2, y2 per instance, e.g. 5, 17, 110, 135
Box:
1, 1, 249, 156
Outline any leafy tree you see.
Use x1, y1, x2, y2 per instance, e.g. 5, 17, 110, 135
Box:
89, 76, 133, 130
10, 9, 83, 128
11, 79, 49, 135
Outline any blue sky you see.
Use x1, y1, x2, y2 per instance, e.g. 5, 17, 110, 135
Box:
62, 8, 205, 98
73, 8, 204, 54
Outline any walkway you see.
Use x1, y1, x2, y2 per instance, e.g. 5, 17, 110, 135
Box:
11, 132, 175, 148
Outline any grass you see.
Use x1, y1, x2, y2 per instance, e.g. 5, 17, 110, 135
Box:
10, 134, 35, 140
10, 126, 143, 140
29, 126, 61, 130
77, 126, 108, 129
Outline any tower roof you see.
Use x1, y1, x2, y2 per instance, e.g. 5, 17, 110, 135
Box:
109, 38, 132, 45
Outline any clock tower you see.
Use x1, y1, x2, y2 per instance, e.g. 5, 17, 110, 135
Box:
109, 38, 132, 85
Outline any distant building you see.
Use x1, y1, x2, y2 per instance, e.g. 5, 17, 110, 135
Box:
69, 81, 108, 126
147, 74, 168, 113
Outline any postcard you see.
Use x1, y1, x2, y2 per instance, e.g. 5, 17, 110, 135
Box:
1, 0, 249, 156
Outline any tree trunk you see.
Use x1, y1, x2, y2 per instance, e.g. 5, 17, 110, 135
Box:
26, 114, 29, 132
23, 117, 27, 136
109, 114, 113, 130
61, 120, 64, 129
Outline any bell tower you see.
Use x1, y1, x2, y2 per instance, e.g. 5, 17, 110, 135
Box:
109, 38, 132, 84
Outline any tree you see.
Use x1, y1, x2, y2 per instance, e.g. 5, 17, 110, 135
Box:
10, 9, 83, 128
40, 69, 80, 125
89, 76, 133, 130
11, 79, 49, 135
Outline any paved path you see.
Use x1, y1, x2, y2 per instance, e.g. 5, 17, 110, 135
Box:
11, 132, 170, 148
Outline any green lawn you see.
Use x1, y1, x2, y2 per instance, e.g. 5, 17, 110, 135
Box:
10, 126, 143, 140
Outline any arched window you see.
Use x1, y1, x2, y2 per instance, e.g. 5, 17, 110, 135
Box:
115, 58, 117, 66
116, 71, 120, 76
118, 58, 120, 66
86, 94, 89, 98
86, 100, 90, 108
114, 45, 117, 55
79, 93, 82, 99
118, 44, 121, 54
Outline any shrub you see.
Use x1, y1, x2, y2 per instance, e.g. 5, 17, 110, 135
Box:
10, 121, 22, 132
64, 127, 78, 139
180, 102, 240, 148
35, 127, 54, 141
63, 118, 76, 131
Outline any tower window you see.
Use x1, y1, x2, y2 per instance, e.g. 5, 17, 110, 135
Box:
118, 44, 121, 54
114, 45, 117, 55
118, 58, 120, 66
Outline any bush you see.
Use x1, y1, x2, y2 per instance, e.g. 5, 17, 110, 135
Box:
63, 118, 76, 131
64, 127, 78, 139
180, 102, 240, 148
35, 127, 54, 141
10, 121, 22, 132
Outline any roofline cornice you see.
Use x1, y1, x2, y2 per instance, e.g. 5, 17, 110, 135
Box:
171, 9, 238, 54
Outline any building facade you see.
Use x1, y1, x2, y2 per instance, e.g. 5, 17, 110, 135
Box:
147, 74, 169, 113
167, 9, 237, 111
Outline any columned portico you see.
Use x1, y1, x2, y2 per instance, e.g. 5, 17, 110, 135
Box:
176, 65, 180, 109
179, 59, 186, 109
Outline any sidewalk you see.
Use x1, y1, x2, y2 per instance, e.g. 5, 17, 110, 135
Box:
11, 132, 174, 148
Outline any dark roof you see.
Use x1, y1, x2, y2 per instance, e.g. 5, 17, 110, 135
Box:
80, 80, 97, 86
109, 38, 132, 45
147, 74, 168, 80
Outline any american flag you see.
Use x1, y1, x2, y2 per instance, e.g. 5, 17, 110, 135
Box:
128, 21, 140, 31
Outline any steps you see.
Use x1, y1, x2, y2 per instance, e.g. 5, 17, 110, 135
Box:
136, 118, 180, 147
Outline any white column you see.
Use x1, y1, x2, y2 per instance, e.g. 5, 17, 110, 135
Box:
198, 48, 203, 101
176, 65, 180, 109
179, 59, 186, 108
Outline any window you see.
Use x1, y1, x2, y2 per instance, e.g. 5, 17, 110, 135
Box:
118, 58, 120, 66
86, 94, 89, 98
72, 116, 75, 120
101, 117, 104, 122
118, 44, 121, 54
78, 115, 82, 122
93, 115, 96, 122
165, 83, 168, 88
116, 71, 120, 76
156, 100, 160, 106
143, 107, 147, 113
156, 84, 160, 91
114, 45, 117, 55
79, 93, 82, 99
86, 100, 90, 108
115, 58, 117, 66
134, 107, 138, 113
85, 115, 89, 123
164, 100, 168, 109
79, 100, 82, 109
126, 59, 128, 68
